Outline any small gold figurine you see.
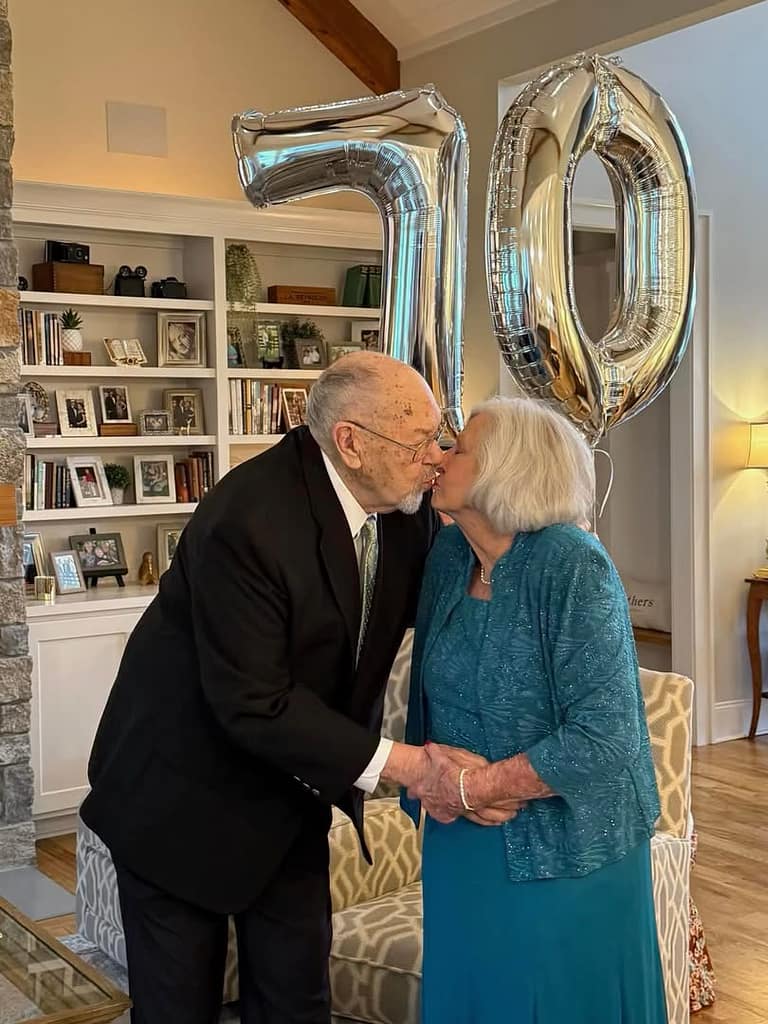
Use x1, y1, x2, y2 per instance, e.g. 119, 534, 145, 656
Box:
138, 551, 158, 585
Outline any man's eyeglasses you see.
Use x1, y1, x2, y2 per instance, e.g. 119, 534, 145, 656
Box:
346, 419, 448, 463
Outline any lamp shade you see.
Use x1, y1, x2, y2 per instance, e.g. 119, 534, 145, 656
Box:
746, 422, 768, 468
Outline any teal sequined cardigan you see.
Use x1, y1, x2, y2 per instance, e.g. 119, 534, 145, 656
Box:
402, 523, 660, 880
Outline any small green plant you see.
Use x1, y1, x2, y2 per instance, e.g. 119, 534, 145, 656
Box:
104, 463, 130, 490
60, 308, 83, 330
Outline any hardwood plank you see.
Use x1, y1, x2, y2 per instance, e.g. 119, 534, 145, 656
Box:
276, 0, 399, 94
36, 834, 77, 894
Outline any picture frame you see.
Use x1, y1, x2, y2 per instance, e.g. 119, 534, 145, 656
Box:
164, 389, 204, 435
227, 326, 248, 369
295, 339, 327, 370
18, 392, 34, 439
66, 456, 113, 507
69, 532, 128, 580
22, 532, 46, 585
158, 312, 207, 368
328, 343, 363, 364
281, 387, 309, 431
49, 549, 87, 595
23, 381, 50, 423
98, 385, 133, 424
157, 524, 183, 574
133, 453, 177, 504
138, 409, 173, 436
104, 338, 147, 366
56, 389, 98, 437
351, 322, 381, 351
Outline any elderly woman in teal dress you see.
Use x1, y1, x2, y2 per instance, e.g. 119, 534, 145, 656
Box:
402, 396, 668, 1024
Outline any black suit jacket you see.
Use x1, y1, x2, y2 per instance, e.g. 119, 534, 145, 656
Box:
80, 428, 437, 914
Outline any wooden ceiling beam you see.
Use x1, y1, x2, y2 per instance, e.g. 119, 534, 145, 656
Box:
277, 0, 400, 95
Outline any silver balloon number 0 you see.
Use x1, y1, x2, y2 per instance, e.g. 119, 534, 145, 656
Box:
487, 54, 696, 444
233, 88, 468, 436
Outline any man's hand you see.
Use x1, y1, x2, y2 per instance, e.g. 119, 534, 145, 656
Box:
420, 744, 526, 825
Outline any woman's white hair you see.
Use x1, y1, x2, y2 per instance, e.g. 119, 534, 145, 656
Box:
469, 396, 595, 533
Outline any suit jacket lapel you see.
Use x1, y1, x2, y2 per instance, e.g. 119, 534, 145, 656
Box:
297, 428, 361, 660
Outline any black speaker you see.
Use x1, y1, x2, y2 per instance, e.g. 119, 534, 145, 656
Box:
45, 240, 90, 264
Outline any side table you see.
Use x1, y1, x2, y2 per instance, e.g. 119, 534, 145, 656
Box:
745, 576, 768, 738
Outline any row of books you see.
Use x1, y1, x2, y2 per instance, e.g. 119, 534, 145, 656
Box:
19, 309, 65, 366
229, 380, 291, 436
175, 452, 215, 503
341, 264, 382, 308
24, 457, 74, 510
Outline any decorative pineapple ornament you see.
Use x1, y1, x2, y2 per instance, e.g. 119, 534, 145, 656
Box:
60, 308, 84, 352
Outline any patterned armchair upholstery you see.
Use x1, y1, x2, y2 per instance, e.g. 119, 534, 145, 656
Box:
76, 632, 693, 1024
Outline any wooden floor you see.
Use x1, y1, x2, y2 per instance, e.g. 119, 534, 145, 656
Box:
36, 738, 768, 1020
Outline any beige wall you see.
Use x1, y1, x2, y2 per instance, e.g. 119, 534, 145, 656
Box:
402, 0, 759, 408
10, 0, 370, 202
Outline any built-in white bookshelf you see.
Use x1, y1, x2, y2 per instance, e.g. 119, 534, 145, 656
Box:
14, 181, 384, 598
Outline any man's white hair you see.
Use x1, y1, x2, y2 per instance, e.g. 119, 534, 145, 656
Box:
469, 397, 595, 533
305, 359, 383, 456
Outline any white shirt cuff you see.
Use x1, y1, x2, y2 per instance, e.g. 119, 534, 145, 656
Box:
354, 737, 394, 794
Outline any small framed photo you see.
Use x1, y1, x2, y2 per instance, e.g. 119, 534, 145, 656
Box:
18, 393, 34, 439
104, 338, 147, 366
158, 312, 207, 368
22, 533, 46, 585
56, 390, 98, 437
281, 388, 309, 431
99, 385, 132, 424
351, 322, 381, 351
227, 326, 247, 369
134, 454, 177, 504
328, 343, 363, 364
157, 524, 183, 574
295, 339, 327, 370
49, 549, 87, 595
66, 456, 112, 507
164, 389, 204, 435
69, 532, 128, 579
138, 409, 173, 436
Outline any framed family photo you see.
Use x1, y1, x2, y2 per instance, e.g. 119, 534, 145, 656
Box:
281, 388, 309, 431
138, 409, 173, 436
158, 312, 207, 368
69, 532, 128, 581
99, 385, 132, 424
351, 322, 381, 351
157, 524, 182, 574
164, 389, 204, 435
49, 549, 87, 595
66, 456, 112, 507
295, 339, 327, 370
133, 454, 177, 504
56, 390, 98, 437
328, 343, 362, 364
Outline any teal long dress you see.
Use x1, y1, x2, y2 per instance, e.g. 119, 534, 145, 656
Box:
420, 591, 669, 1024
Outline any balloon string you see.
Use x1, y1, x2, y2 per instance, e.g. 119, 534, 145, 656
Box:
592, 448, 615, 530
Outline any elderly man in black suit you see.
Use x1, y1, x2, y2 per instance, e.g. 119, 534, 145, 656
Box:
81, 351, 457, 1024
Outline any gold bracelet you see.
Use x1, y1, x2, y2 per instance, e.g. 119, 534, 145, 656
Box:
459, 768, 476, 812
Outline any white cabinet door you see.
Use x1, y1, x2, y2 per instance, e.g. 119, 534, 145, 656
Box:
29, 610, 144, 818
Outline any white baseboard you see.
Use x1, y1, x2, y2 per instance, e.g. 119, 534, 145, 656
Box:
34, 812, 79, 840
712, 699, 768, 743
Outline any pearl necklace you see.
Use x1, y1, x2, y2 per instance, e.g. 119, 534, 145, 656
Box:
479, 564, 492, 586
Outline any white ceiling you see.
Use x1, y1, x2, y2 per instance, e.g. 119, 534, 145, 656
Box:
353, 0, 557, 60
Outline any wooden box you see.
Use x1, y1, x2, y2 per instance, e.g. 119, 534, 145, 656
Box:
63, 351, 92, 366
267, 285, 336, 306
32, 261, 105, 295
99, 422, 138, 437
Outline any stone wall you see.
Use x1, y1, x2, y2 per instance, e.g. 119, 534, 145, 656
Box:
0, 0, 35, 868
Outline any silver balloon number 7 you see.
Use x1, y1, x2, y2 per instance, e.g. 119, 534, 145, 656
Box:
233, 88, 468, 437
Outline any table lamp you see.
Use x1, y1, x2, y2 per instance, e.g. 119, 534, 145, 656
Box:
747, 423, 768, 578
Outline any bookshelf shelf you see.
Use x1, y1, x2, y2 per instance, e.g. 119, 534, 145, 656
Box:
20, 291, 215, 311
21, 366, 216, 379
226, 369, 322, 381
24, 503, 198, 523
228, 302, 379, 319
27, 436, 217, 450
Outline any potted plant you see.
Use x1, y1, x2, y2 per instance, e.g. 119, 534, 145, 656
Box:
104, 463, 130, 505
60, 308, 84, 352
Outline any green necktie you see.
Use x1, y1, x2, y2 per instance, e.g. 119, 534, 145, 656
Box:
357, 515, 378, 663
